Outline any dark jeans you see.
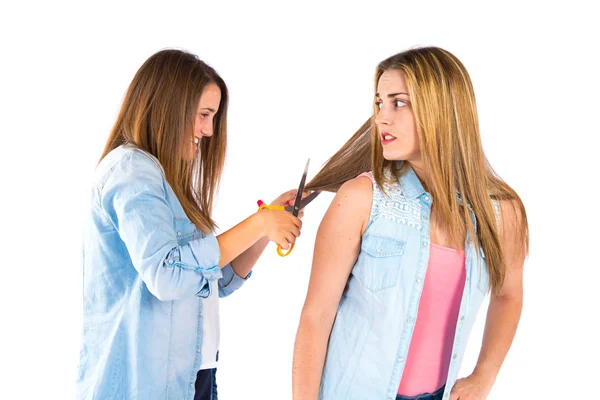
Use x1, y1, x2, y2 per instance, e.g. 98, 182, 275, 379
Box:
396, 385, 445, 400
194, 368, 217, 400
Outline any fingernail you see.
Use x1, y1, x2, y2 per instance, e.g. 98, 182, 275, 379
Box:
285, 200, 291, 206
257, 200, 264, 207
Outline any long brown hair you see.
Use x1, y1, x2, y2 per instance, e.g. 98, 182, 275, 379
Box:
306, 47, 528, 293
99, 49, 228, 234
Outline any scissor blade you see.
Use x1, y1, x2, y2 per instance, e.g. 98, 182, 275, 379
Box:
285, 191, 321, 213
291, 159, 310, 216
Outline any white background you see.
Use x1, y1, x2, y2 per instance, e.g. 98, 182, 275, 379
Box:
1, 1, 598, 399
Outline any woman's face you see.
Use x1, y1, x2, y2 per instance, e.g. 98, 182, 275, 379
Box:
186, 82, 221, 161
374, 69, 421, 167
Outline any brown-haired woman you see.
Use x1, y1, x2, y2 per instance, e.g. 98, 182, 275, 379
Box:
76, 49, 302, 400
292, 47, 528, 400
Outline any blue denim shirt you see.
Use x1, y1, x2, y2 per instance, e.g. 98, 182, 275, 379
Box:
319, 167, 498, 400
76, 144, 248, 399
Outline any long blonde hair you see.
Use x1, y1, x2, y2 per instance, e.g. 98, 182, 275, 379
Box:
306, 47, 528, 293
100, 49, 228, 234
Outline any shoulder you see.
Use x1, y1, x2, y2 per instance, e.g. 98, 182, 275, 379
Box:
97, 145, 165, 196
498, 198, 528, 260
336, 175, 373, 205
323, 176, 373, 234
497, 199, 525, 229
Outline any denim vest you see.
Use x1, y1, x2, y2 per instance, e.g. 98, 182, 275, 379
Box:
319, 167, 498, 400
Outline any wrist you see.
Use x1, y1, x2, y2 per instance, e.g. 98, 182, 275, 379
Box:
252, 208, 268, 237
472, 364, 497, 387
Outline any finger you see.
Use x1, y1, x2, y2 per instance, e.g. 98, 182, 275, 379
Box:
291, 216, 303, 229
292, 226, 301, 238
280, 189, 296, 197
449, 389, 460, 400
279, 190, 297, 204
284, 232, 296, 245
285, 192, 300, 205
277, 238, 290, 250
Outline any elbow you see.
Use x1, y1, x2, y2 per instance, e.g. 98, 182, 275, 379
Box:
140, 251, 221, 301
149, 283, 184, 302
150, 280, 211, 301
491, 293, 523, 313
299, 305, 337, 333
146, 266, 213, 302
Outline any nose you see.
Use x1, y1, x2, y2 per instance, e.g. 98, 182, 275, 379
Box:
200, 121, 214, 137
374, 108, 392, 127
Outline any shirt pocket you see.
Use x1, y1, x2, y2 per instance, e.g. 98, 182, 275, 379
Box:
174, 217, 198, 246
354, 234, 406, 292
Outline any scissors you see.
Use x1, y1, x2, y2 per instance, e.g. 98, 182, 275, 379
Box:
257, 158, 321, 257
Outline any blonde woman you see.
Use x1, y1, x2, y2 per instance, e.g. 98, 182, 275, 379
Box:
76, 49, 302, 400
293, 47, 528, 400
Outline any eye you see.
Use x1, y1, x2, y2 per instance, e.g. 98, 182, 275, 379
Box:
395, 99, 406, 108
375, 100, 382, 109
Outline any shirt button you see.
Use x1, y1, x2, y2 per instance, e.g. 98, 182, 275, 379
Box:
398, 357, 405, 362
177, 231, 182, 236
460, 316, 465, 321
422, 242, 428, 247
423, 215, 428, 220
197, 348, 201, 353
168, 259, 174, 264
424, 196, 430, 201
416, 277, 421, 283
407, 317, 413, 324
376, 248, 382, 254
452, 353, 457, 360
190, 384, 194, 388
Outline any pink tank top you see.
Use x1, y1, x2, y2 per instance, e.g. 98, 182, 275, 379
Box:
397, 243, 466, 395
357, 172, 467, 396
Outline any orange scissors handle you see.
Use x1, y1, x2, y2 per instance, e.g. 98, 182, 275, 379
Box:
258, 203, 295, 257
276, 243, 295, 257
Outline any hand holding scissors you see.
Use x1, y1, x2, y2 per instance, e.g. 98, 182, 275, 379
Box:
257, 159, 321, 257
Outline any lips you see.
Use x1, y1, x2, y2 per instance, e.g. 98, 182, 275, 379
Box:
381, 132, 397, 145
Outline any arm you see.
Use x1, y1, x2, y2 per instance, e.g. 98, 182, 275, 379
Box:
292, 177, 372, 400
217, 190, 304, 297
473, 199, 526, 381
216, 236, 269, 298
102, 154, 225, 301
450, 200, 527, 399
103, 155, 301, 302
215, 216, 267, 298
216, 213, 268, 274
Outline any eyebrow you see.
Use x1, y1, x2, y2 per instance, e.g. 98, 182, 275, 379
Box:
375, 92, 409, 98
199, 107, 217, 113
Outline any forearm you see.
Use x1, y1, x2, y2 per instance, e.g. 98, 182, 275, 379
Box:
473, 295, 523, 384
292, 313, 333, 400
216, 213, 264, 270
230, 236, 269, 279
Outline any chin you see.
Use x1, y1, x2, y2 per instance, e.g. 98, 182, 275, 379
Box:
382, 149, 405, 161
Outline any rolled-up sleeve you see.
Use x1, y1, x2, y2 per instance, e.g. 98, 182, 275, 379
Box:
100, 153, 222, 301
218, 264, 251, 298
